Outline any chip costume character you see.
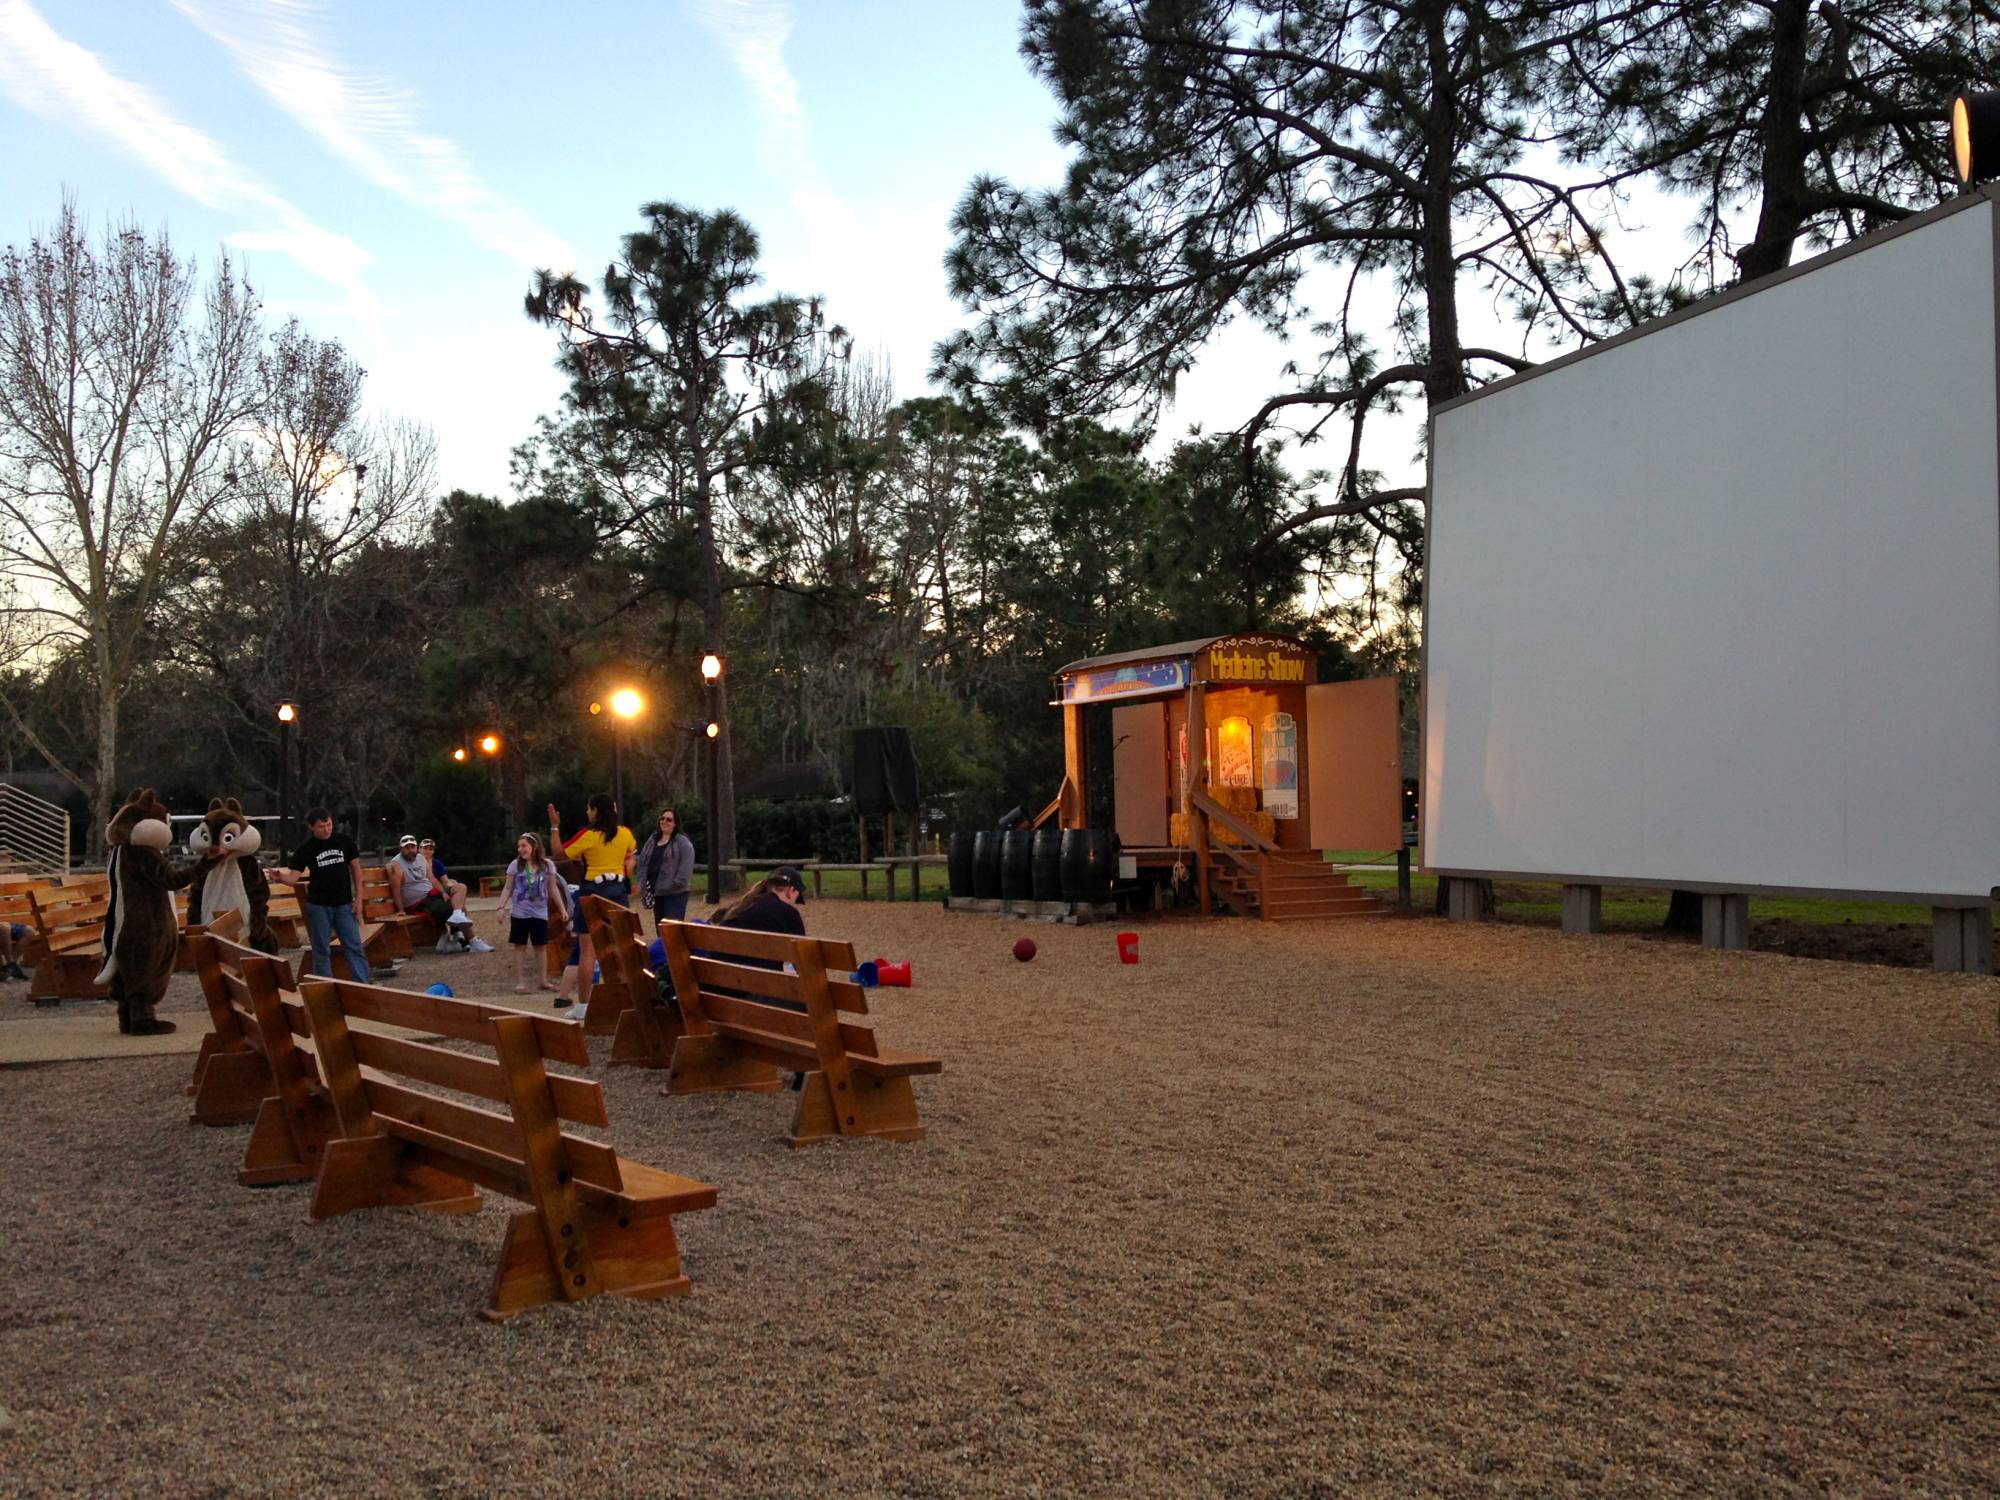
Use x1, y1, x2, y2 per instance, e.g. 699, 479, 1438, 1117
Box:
185, 797, 276, 954
96, 788, 196, 1035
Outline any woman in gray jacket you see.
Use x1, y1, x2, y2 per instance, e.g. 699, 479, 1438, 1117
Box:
630, 806, 696, 924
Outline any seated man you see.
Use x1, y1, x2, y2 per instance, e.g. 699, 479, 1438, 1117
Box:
419, 839, 471, 912
389, 835, 490, 954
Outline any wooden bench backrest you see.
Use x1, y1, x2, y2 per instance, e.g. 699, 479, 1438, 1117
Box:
296, 978, 619, 1203
581, 895, 653, 1005
267, 884, 303, 918
357, 864, 402, 919
196, 931, 317, 1096
0, 875, 53, 898
0, 891, 39, 924
656, 919, 880, 1063
28, 889, 108, 953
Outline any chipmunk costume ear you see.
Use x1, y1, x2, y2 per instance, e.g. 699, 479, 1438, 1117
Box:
110, 788, 172, 849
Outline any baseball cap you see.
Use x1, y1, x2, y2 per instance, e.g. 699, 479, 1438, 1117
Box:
771, 865, 808, 899
398, 834, 418, 848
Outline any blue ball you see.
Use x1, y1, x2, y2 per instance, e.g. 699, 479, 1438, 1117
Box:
647, 938, 667, 967
425, 982, 454, 998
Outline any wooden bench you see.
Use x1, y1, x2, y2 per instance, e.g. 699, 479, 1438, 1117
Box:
25, 887, 109, 1004
184, 934, 338, 1190
0, 887, 51, 967
578, 896, 687, 1068
358, 865, 432, 954
296, 977, 718, 1320
172, 893, 243, 972
265, 883, 305, 948
658, 918, 942, 1146
725, 856, 945, 902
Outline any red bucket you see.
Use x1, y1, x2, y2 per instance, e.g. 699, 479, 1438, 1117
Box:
1115, 931, 1139, 964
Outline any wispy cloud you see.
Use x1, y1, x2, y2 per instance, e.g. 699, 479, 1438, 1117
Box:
170, 0, 574, 272
689, 0, 806, 148
0, 0, 376, 312
0, 0, 374, 310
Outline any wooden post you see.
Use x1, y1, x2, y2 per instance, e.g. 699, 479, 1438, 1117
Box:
885, 812, 896, 901
1062, 703, 1088, 828
1189, 683, 1209, 913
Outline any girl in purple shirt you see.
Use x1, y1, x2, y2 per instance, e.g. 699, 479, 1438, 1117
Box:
500, 834, 569, 994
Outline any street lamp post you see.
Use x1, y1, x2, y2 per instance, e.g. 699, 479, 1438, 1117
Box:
701, 653, 723, 902
608, 688, 644, 816
276, 702, 297, 854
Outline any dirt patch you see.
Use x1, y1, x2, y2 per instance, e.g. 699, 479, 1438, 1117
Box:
1, 905, 1996, 1495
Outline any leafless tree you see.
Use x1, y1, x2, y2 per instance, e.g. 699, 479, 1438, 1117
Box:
0, 201, 263, 849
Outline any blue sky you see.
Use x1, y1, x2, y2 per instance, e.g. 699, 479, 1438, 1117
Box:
0, 0, 1106, 496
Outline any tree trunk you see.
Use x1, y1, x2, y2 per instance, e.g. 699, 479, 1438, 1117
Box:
1421, 3, 1467, 408
91, 659, 117, 861
1737, 0, 1813, 282
696, 471, 739, 891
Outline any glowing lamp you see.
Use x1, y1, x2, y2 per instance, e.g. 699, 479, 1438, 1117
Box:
276, 701, 297, 724
1952, 92, 2000, 185
479, 734, 501, 755
609, 688, 644, 720
700, 653, 723, 682
451, 747, 467, 763
589, 700, 603, 716
704, 721, 720, 740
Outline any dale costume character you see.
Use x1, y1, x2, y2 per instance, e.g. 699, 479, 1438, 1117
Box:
185, 797, 276, 954
96, 788, 197, 1035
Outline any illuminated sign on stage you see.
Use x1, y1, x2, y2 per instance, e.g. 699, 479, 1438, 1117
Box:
1203, 637, 1309, 685
1061, 658, 1190, 704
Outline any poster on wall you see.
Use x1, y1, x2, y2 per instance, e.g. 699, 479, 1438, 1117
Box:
1216, 716, 1256, 786
1261, 712, 1299, 818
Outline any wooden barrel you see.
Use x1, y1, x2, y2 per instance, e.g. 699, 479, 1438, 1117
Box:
1059, 828, 1121, 904
946, 831, 976, 899
1000, 830, 1036, 901
1030, 828, 1064, 902
972, 831, 1004, 899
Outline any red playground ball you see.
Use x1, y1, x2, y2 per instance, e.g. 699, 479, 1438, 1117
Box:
1012, 937, 1037, 963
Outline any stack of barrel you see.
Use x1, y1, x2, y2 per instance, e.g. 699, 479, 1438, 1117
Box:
947, 825, 1121, 909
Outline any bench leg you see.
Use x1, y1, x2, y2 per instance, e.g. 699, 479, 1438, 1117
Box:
28, 954, 107, 1004
188, 1048, 272, 1127
665, 1034, 783, 1095
240, 1094, 339, 1186
310, 1136, 483, 1219
484, 1202, 693, 1323
609, 1004, 681, 1069
580, 984, 629, 1037
186, 1030, 234, 1096
788, 1072, 927, 1148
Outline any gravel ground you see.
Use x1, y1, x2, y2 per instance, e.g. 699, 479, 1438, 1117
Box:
2, 903, 1996, 1497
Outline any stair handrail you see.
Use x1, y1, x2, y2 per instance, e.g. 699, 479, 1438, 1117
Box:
1187, 787, 1279, 853
0, 782, 71, 877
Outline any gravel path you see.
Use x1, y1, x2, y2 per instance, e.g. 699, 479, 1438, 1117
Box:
2, 904, 1995, 1496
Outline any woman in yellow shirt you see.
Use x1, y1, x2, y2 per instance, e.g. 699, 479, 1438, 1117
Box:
547, 794, 636, 1020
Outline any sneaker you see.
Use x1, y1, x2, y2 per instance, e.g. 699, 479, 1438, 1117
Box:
564, 1002, 589, 1021
466, 938, 494, 954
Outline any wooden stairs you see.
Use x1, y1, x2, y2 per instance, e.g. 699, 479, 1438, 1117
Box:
1211, 850, 1388, 921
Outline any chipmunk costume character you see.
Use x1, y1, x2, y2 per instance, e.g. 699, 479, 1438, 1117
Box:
96, 788, 196, 1035
186, 797, 275, 953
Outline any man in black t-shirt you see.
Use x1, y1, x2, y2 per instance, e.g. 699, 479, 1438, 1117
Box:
277, 808, 372, 982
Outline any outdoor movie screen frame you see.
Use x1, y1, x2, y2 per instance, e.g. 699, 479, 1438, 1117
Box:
1424, 189, 2000, 903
